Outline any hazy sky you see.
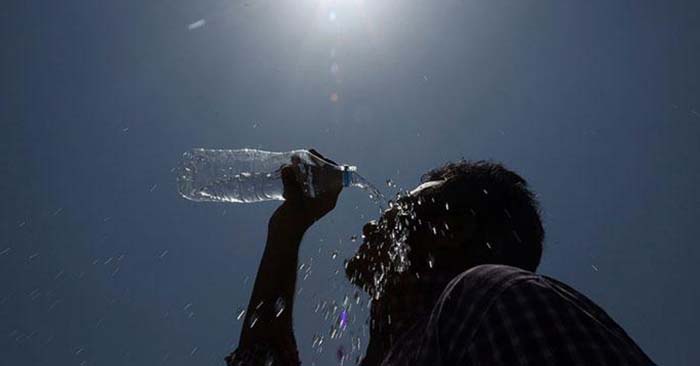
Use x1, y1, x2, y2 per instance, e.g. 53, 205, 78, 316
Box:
3, 0, 700, 365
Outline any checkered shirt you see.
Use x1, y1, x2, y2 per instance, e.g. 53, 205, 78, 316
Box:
379, 264, 654, 366
227, 264, 654, 366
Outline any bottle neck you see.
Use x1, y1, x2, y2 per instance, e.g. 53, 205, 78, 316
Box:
341, 166, 355, 187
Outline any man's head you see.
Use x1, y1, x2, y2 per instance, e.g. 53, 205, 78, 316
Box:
345, 160, 544, 296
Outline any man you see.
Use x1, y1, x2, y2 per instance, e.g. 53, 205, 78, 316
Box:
226, 154, 655, 366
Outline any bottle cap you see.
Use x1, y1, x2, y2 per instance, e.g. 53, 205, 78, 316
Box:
341, 165, 356, 187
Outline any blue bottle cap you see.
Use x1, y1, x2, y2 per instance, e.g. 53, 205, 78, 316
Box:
341, 165, 356, 187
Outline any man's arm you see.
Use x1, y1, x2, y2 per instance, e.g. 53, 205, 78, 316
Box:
227, 158, 342, 366
234, 205, 308, 365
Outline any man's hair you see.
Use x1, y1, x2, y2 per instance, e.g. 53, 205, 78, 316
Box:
421, 160, 544, 272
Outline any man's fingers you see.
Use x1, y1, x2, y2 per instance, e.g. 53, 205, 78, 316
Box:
281, 166, 304, 202
308, 148, 340, 166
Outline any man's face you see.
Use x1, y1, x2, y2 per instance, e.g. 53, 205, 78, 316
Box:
345, 180, 473, 296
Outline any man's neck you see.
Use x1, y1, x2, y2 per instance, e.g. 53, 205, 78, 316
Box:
360, 271, 455, 366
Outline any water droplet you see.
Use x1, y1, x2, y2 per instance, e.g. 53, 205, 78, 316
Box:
187, 19, 206, 30
236, 308, 246, 320
350, 235, 357, 242
312, 334, 324, 348
445, 202, 450, 210
512, 230, 522, 243
249, 313, 258, 328
354, 337, 363, 354
275, 298, 286, 317
331, 251, 338, 259
591, 265, 599, 272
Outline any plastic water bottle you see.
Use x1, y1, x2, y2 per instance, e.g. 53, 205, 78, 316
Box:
177, 148, 384, 204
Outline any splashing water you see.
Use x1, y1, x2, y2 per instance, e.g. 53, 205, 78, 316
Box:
349, 172, 386, 208
274, 298, 286, 317
249, 313, 258, 328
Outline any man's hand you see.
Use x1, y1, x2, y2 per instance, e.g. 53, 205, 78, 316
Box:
272, 149, 343, 231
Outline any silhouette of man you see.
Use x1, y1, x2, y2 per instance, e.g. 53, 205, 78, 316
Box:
226, 154, 654, 366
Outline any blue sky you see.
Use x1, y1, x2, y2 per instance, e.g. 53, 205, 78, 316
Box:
3, 0, 700, 365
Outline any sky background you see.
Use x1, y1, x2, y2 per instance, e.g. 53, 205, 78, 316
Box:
3, 0, 700, 365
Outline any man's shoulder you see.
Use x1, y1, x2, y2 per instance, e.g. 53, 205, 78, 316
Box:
426, 265, 655, 365
429, 265, 541, 332
456, 263, 536, 280
435, 264, 580, 322
441, 264, 540, 300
